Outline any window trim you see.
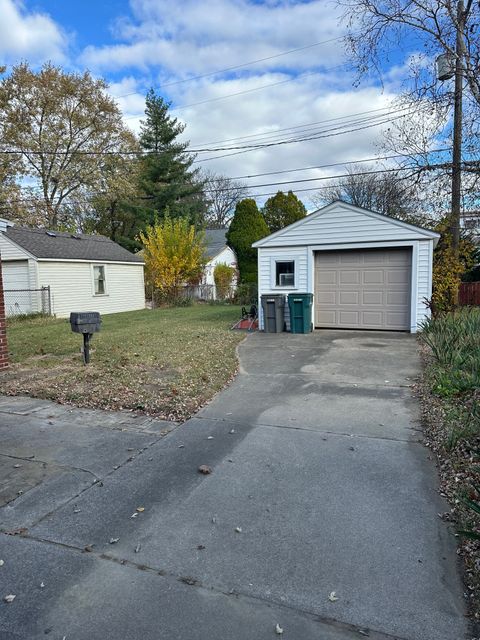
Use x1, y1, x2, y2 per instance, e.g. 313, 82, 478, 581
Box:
92, 264, 108, 297
270, 257, 298, 289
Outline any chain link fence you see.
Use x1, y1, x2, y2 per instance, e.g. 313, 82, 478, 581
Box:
4, 286, 52, 317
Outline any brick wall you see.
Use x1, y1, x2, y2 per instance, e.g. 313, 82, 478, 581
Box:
0, 257, 9, 369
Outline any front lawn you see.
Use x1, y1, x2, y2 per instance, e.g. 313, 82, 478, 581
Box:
418, 307, 480, 622
0, 305, 246, 420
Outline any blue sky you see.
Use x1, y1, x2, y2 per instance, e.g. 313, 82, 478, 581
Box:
0, 0, 433, 206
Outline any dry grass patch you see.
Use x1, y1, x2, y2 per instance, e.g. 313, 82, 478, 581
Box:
1, 305, 246, 421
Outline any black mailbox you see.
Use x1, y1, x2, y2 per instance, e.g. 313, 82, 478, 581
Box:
70, 312, 101, 335
69, 312, 101, 364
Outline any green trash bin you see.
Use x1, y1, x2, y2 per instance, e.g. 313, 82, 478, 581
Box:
288, 293, 313, 334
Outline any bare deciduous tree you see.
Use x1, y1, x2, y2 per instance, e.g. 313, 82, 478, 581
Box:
201, 170, 249, 228
311, 165, 428, 225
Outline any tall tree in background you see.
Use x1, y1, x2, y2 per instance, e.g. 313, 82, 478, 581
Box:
312, 165, 424, 225
0, 63, 129, 229
262, 190, 307, 233
139, 90, 206, 225
226, 198, 269, 283
201, 170, 248, 228
84, 130, 145, 250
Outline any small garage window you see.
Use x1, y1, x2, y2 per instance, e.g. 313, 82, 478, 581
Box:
93, 265, 107, 295
275, 261, 295, 287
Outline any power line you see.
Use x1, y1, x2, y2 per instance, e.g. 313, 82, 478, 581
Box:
123, 65, 348, 119
5, 162, 457, 207
0, 107, 417, 158
189, 106, 398, 147
111, 35, 349, 100
227, 149, 452, 181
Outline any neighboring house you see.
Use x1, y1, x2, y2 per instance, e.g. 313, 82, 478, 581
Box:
253, 200, 440, 333
194, 229, 237, 299
0, 219, 145, 318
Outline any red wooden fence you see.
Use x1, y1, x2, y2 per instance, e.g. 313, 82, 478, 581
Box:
459, 282, 480, 306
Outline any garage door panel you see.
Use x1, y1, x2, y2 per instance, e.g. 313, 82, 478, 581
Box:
339, 271, 359, 285
339, 291, 359, 305
339, 311, 359, 325
317, 291, 336, 304
363, 270, 384, 284
363, 291, 383, 305
315, 248, 411, 330
316, 270, 337, 285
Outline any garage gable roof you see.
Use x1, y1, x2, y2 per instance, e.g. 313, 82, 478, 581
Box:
252, 200, 440, 248
3, 227, 144, 263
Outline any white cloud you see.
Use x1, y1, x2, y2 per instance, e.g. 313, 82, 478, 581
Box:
85, 0, 417, 208
81, 0, 344, 75
0, 0, 67, 64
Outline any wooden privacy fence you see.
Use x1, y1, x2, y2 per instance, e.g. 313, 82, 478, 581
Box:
459, 282, 480, 306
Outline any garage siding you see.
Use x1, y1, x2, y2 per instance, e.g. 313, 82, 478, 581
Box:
416, 240, 432, 327
257, 247, 308, 330
37, 261, 145, 318
260, 204, 430, 247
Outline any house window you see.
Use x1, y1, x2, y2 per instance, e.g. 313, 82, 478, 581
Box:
275, 261, 295, 287
93, 265, 106, 295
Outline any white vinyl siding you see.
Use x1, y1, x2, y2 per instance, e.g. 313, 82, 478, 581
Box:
0, 233, 31, 260
258, 247, 308, 330
416, 240, 432, 327
37, 261, 145, 318
254, 202, 438, 249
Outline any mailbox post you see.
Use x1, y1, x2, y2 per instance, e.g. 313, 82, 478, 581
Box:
69, 312, 101, 365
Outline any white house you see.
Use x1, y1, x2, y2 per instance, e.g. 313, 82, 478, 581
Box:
253, 201, 440, 333
0, 219, 145, 318
193, 229, 237, 299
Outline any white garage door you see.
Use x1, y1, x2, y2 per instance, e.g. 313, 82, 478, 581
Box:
314, 248, 411, 330
2, 261, 32, 316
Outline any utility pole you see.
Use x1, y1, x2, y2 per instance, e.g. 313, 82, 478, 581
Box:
450, 0, 465, 264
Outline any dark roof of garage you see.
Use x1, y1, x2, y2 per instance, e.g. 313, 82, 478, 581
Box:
3, 227, 144, 263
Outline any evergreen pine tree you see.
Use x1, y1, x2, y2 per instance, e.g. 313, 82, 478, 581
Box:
139, 89, 206, 224
226, 198, 269, 283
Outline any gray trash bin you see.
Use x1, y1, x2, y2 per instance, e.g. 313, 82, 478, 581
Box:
261, 294, 285, 333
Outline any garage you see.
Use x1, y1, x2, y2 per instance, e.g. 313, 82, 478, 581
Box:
253, 200, 440, 333
314, 248, 412, 330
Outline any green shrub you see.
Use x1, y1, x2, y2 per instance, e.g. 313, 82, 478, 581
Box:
420, 308, 480, 397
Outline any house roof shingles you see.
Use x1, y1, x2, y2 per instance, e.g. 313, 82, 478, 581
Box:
3, 227, 144, 263
205, 228, 228, 259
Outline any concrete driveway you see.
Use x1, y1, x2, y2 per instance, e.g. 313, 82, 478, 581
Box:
0, 331, 468, 640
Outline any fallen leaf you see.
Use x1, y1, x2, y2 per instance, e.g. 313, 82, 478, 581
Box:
275, 623, 283, 634
136, 507, 145, 513
109, 538, 120, 544
328, 591, 339, 602
198, 465, 212, 475
4, 595, 15, 603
